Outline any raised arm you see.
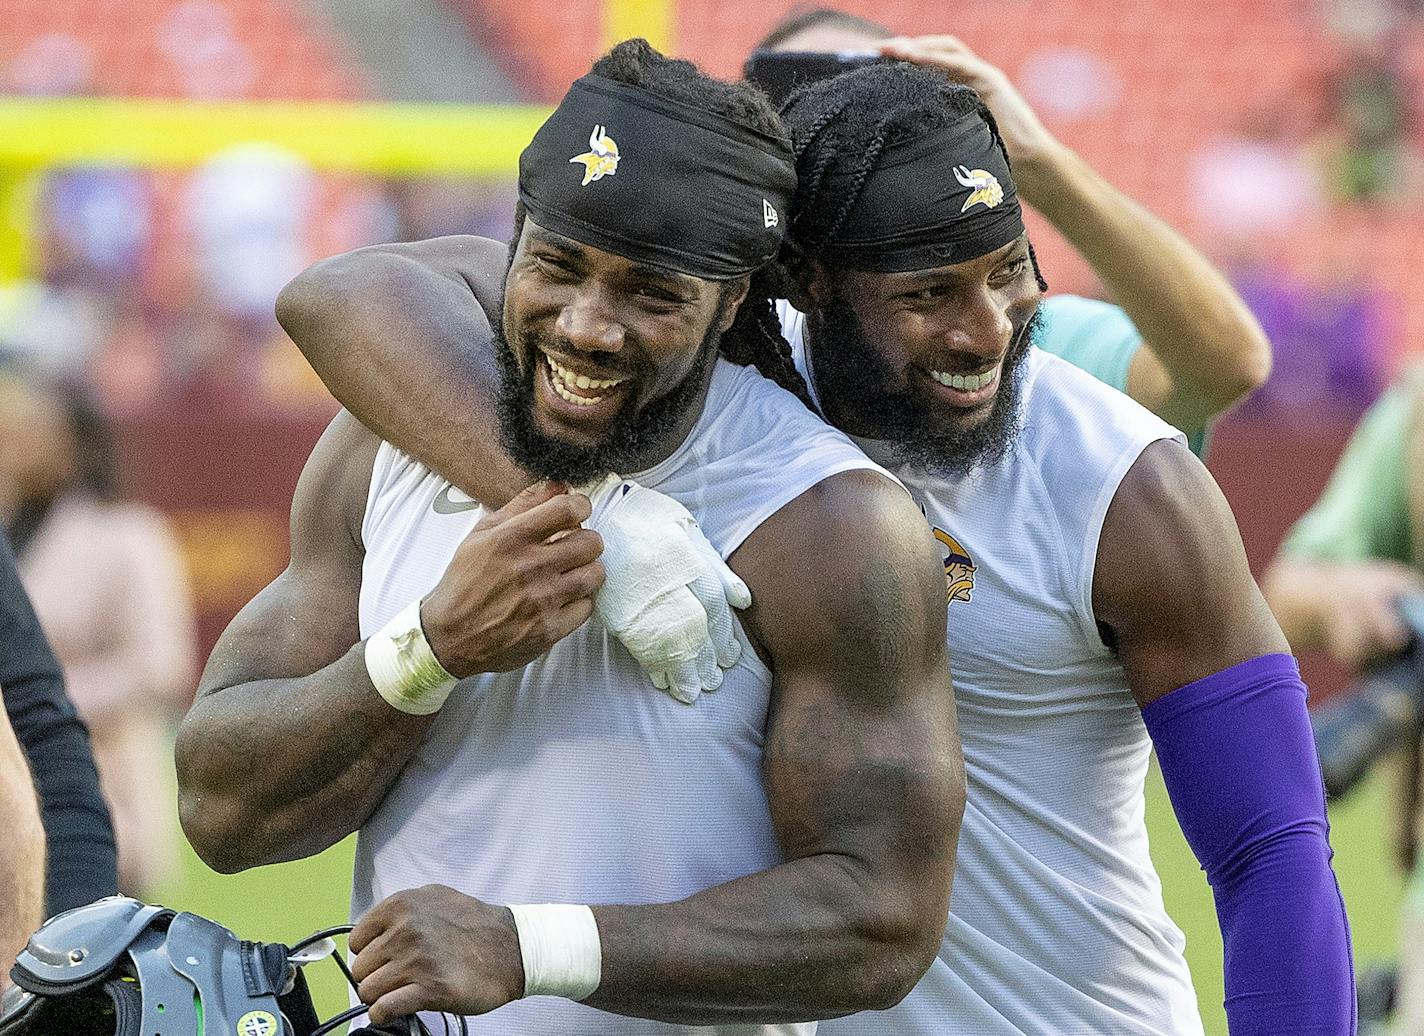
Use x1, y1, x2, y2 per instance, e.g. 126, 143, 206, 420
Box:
882, 36, 1272, 435
275, 235, 528, 508
0, 694, 44, 986
1094, 440, 1354, 1034
176, 412, 601, 872
349, 470, 962, 1025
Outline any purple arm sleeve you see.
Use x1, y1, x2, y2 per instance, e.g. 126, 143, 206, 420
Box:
1141, 653, 1355, 1035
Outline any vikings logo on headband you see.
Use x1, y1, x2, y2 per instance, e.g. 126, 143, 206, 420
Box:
519, 74, 797, 280
817, 111, 1025, 273
570, 125, 620, 186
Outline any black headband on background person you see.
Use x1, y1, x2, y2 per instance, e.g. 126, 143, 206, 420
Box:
815, 111, 1025, 272
518, 74, 797, 281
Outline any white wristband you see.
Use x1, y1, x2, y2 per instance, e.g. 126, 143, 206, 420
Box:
507, 903, 602, 1001
363, 599, 458, 715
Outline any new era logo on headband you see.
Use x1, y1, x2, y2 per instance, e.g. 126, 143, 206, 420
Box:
763, 199, 779, 229
570, 125, 620, 186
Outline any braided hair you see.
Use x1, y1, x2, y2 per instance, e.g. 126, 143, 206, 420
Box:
780, 61, 1049, 292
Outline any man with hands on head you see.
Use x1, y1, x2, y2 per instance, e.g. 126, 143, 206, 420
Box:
179, 39, 960, 1034
748, 8, 1272, 455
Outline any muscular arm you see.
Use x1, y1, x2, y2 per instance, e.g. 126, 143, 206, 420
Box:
590, 473, 960, 1023
1095, 441, 1354, 1033
354, 471, 961, 1025
883, 37, 1271, 435
276, 236, 528, 508
177, 412, 602, 874
0, 696, 45, 985
175, 412, 431, 872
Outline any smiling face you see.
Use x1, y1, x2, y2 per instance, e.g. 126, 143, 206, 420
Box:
804, 235, 1043, 476
496, 216, 743, 483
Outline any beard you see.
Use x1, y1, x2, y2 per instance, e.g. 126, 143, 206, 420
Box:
808, 292, 1043, 479
493, 314, 722, 484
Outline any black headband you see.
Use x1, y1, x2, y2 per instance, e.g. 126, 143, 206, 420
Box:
518, 74, 797, 281
816, 111, 1025, 272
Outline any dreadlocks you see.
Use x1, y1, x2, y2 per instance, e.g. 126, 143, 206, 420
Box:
780, 61, 1049, 291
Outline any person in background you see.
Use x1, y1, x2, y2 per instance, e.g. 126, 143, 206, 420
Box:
747, 7, 1273, 455
0, 367, 195, 899
0, 688, 46, 988
0, 521, 115, 917
1264, 367, 1424, 1033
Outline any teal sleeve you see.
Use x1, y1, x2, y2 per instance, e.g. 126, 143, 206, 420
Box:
1038, 295, 1211, 457
1038, 295, 1141, 394
1281, 384, 1415, 565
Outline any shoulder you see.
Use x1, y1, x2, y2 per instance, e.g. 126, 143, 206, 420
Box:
1094, 438, 1284, 698
290, 411, 383, 563
734, 469, 946, 670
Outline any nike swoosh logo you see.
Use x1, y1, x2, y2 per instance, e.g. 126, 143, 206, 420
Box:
432, 484, 481, 514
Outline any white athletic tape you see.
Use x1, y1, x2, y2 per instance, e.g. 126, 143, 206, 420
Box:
363, 599, 458, 715
508, 903, 602, 1001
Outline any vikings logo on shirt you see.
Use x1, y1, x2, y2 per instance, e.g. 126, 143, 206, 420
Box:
570, 125, 620, 185
953, 165, 1003, 213
932, 528, 977, 605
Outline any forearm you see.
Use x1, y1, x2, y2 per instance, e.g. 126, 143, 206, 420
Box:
1145, 654, 1354, 1034
277, 246, 527, 507
1022, 145, 1270, 424
1260, 558, 1334, 653
0, 712, 45, 978
586, 853, 934, 1025
176, 647, 434, 872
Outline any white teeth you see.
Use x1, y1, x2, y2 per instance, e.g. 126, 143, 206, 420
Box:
552, 376, 604, 406
930, 366, 998, 392
543, 353, 624, 406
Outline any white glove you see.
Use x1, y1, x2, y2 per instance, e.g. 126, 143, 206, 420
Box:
582, 475, 752, 703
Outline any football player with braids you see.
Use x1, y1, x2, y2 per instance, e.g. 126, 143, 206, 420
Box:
771, 62, 1350, 1036
746, 7, 1271, 458
178, 39, 961, 1034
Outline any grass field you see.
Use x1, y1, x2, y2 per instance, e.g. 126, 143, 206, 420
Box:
151, 767, 1398, 1033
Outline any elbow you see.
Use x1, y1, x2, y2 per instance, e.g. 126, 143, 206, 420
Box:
842, 899, 945, 1011
177, 785, 254, 874
1214, 328, 1275, 412
174, 727, 260, 874
274, 254, 348, 338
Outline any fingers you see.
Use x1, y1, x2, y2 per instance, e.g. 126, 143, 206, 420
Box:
658, 657, 702, 704
543, 528, 605, 573
474, 481, 568, 531
502, 490, 594, 543
368, 984, 428, 1025
552, 561, 606, 608
687, 565, 742, 670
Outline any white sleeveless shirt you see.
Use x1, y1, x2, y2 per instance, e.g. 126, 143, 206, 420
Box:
356, 358, 890, 1036
780, 304, 1205, 1036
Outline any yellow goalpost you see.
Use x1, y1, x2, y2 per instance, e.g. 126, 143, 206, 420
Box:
0, 0, 673, 280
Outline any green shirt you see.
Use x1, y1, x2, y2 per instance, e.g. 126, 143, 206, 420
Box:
1281, 378, 1417, 566
1039, 294, 1210, 457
